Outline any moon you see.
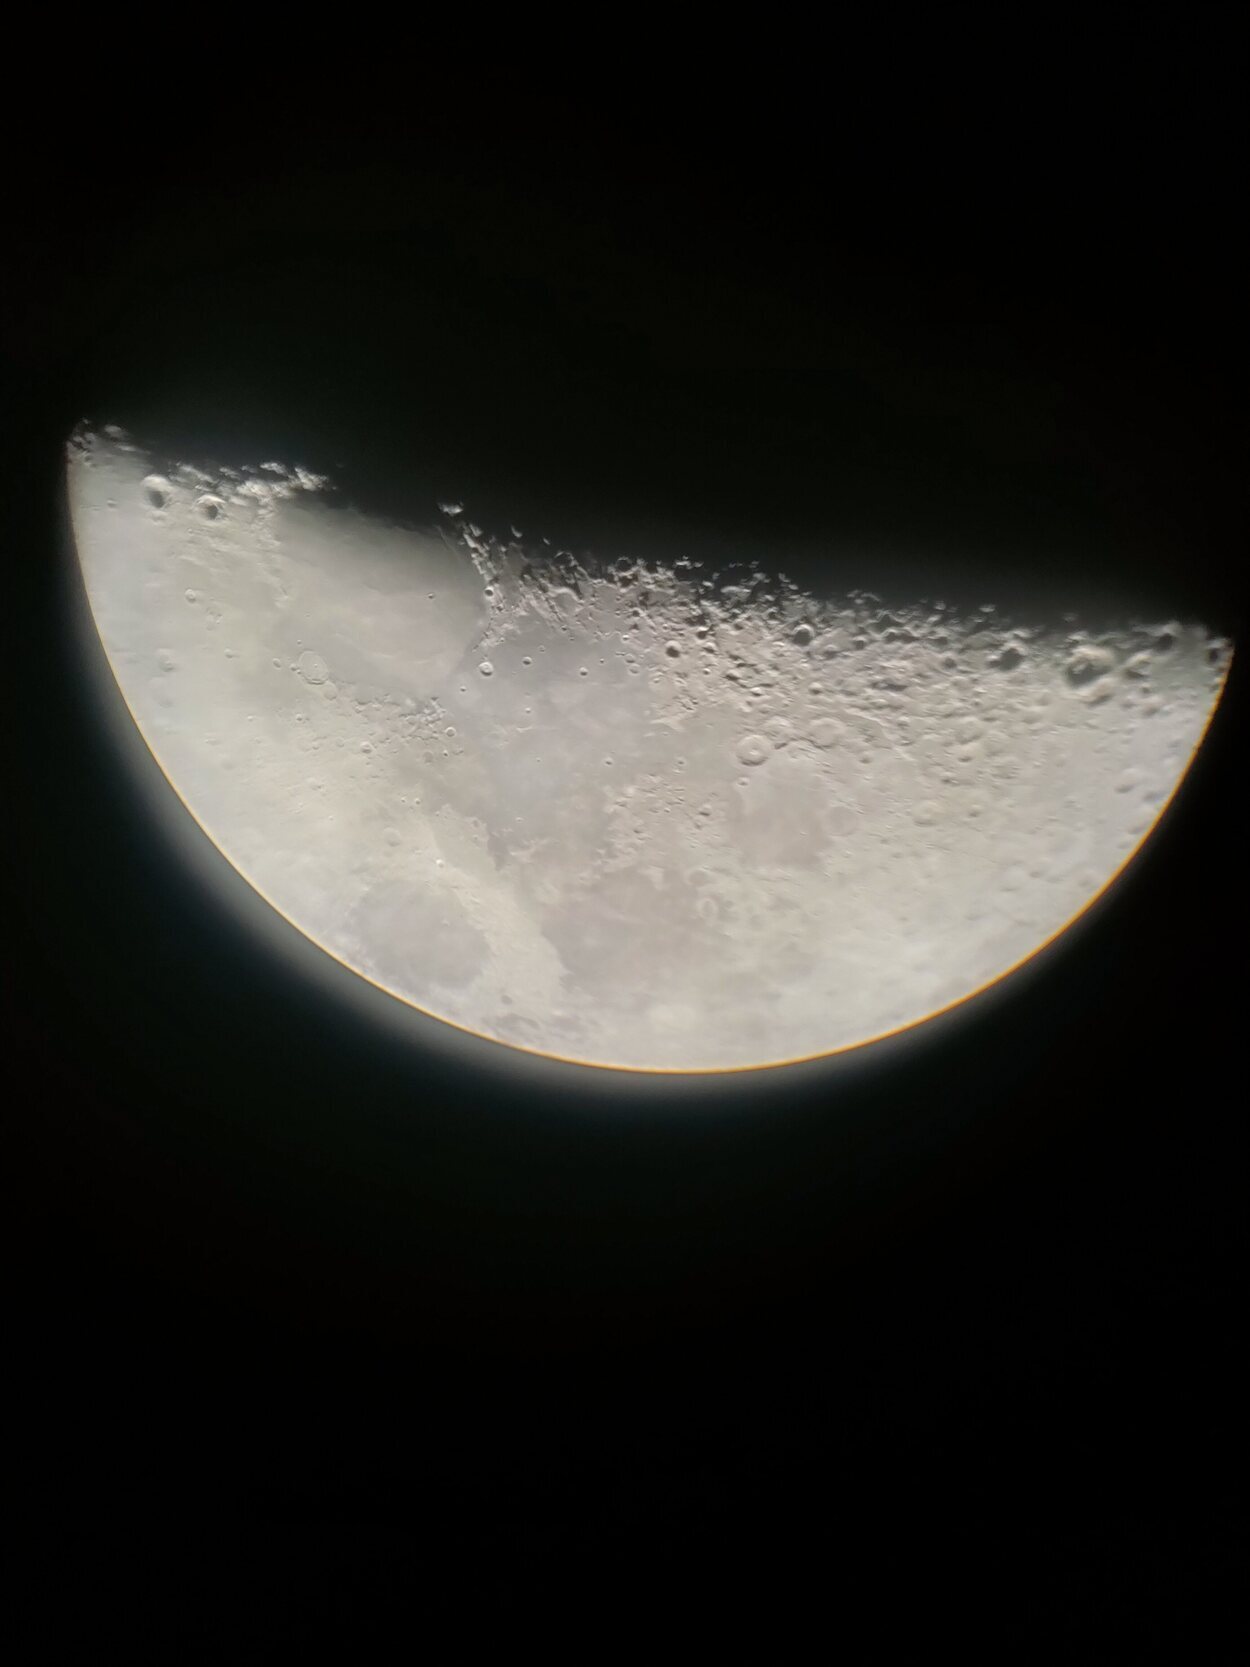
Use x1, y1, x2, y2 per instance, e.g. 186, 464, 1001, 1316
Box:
66, 424, 1231, 1073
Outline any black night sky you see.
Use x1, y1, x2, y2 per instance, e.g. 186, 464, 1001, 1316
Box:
4, 54, 1245, 1656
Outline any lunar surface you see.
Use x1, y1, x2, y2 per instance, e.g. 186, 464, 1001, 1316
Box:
67, 424, 1231, 1072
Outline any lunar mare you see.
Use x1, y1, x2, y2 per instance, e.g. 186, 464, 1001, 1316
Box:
67, 425, 1231, 1072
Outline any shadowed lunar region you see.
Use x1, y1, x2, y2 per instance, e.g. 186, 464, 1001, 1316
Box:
67, 425, 1231, 1072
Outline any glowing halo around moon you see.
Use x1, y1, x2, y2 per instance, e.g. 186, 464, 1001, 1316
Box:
66, 424, 1232, 1075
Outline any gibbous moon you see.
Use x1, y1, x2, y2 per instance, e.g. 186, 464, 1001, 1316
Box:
67, 425, 1231, 1072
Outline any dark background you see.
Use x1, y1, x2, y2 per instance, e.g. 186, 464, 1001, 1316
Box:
4, 53, 1245, 1654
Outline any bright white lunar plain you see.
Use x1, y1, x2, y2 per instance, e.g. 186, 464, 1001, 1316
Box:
67, 424, 1231, 1072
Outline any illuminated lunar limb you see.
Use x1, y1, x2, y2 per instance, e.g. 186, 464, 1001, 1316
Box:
67, 425, 1232, 1072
